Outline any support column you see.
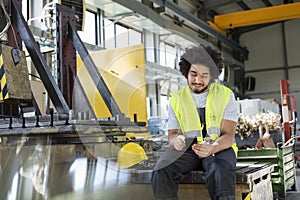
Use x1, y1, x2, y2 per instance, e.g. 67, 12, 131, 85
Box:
144, 29, 161, 117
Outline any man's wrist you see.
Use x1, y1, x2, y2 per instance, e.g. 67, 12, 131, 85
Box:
211, 142, 219, 154
169, 134, 178, 146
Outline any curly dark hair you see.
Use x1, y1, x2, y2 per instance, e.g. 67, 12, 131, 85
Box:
179, 45, 224, 79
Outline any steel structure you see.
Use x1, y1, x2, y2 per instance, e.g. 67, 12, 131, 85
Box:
10, 0, 70, 114
280, 79, 297, 142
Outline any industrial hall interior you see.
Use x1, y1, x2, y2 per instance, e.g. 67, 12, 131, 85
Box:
1, 0, 300, 199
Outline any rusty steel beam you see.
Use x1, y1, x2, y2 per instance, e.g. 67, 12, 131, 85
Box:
11, 0, 69, 114
56, 4, 77, 109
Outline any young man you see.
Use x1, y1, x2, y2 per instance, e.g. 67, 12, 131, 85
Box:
151, 45, 239, 200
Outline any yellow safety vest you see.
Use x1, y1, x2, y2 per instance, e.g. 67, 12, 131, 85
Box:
170, 83, 238, 156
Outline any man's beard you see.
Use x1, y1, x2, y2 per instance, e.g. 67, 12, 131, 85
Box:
192, 85, 208, 94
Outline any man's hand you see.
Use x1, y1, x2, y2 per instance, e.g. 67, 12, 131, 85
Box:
170, 135, 186, 151
192, 142, 218, 157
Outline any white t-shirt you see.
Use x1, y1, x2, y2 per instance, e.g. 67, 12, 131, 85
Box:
167, 90, 239, 130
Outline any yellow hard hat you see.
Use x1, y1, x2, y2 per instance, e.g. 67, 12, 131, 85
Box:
117, 142, 148, 168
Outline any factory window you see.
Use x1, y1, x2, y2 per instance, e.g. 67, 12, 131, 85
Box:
129, 29, 142, 46
115, 23, 128, 48
22, 0, 28, 21
78, 10, 97, 45
176, 48, 185, 70
103, 18, 142, 49
160, 42, 166, 66
160, 42, 176, 69
103, 19, 115, 49
160, 95, 169, 119
115, 24, 142, 48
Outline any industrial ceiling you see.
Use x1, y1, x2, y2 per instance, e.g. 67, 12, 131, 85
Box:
86, 0, 300, 61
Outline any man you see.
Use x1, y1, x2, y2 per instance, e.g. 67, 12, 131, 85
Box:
151, 45, 239, 200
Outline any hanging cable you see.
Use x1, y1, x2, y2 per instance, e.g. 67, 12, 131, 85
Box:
0, 0, 11, 39
0, 0, 19, 49
27, 1, 56, 30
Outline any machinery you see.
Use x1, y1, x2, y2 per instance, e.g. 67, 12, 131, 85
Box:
233, 80, 299, 199
0, 1, 153, 199
280, 79, 300, 168
0, 0, 151, 141
0, 0, 151, 148
280, 80, 298, 142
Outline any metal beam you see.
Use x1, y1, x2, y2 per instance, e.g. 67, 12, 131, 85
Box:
215, 2, 300, 29
67, 20, 123, 117
3, 0, 22, 49
206, 21, 226, 35
123, 0, 248, 58
236, 1, 250, 10
56, 4, 77, 109
261, 0, 273, 7
203, 0, 239, 9
233, 22, 278, 35
11, 0, 70, 114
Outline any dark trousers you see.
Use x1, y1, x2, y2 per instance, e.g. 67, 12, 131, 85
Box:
151, 146, 236, 200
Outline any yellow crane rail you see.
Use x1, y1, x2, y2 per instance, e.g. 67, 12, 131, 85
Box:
214, 2, 300, 29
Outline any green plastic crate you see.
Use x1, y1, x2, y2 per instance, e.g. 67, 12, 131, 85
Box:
237, 142, 297, 198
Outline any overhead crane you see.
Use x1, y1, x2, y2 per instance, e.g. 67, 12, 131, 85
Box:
209, 2, 300, 33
